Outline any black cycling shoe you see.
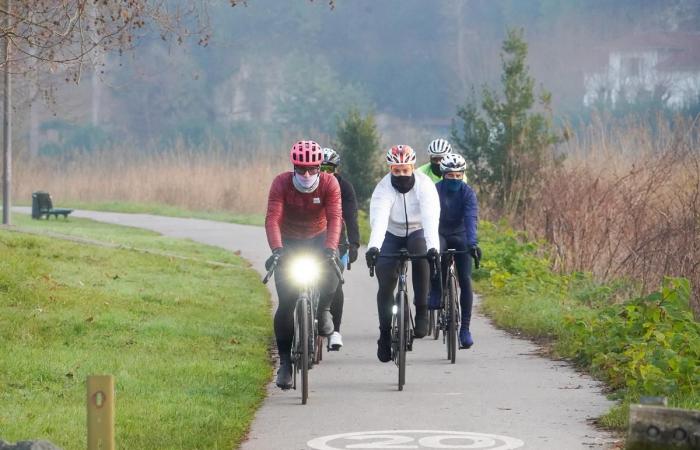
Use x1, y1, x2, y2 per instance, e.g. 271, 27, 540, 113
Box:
414, 307, 429, 338
376, 334, 391, 363
276, 362, 293, 390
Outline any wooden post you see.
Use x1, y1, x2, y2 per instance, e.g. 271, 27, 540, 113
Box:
87, 375, 115, 450
627, 404, 700, 450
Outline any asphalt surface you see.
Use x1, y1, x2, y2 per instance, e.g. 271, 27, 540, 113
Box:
15, 209, 619, 449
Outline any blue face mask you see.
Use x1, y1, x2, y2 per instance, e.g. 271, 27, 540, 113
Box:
444, 178, 462, 192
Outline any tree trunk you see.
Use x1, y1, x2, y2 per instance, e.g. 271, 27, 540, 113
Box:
28, 72, 39, 157
90, 1, 103, 127
3, 0, 12, 225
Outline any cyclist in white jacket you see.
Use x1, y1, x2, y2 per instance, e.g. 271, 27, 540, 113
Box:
365, 145, 441, 363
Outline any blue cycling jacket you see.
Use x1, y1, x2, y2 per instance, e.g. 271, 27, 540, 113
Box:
435, 180, 479, 247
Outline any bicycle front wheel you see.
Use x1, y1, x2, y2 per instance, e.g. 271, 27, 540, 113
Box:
397, 290, 407, 391
300, 296, 310, 404
447, 272, 458, 364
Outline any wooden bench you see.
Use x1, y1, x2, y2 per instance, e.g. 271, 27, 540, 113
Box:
31, 192, 74, 219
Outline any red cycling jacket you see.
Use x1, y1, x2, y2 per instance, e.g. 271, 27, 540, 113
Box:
265, 172, 342, 250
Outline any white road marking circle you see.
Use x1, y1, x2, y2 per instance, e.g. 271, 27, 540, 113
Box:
307, 430, 525, 450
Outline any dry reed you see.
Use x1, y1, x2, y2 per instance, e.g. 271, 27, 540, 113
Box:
522, 116, 700, 314
14, 147, 288, 214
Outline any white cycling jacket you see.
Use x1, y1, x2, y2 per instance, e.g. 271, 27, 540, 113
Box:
368, 171, 441, 251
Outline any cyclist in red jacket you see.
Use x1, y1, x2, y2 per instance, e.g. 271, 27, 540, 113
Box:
265, 140, 343, 390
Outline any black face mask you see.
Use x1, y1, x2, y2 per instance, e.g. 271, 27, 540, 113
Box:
391, 174, 415, 194
430, 162, 442, 177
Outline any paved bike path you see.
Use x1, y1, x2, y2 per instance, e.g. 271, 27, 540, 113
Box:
22, 210, 618, 449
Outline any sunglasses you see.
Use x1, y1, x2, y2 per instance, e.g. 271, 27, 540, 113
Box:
320, 164, 336, 173
294, 166, 320, 175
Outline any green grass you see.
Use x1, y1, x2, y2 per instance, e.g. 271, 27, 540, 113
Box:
474, 221, 700, 431
358, 209, 370, 245
0, 217, 272, 449
16, 201, 265, 226
10, 213, 246, 264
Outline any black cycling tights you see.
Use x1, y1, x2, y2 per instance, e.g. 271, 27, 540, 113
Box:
440, 233, 474, 328
273, 236, 339, 356
330, 281, 344, 332
375, 230, 429, 332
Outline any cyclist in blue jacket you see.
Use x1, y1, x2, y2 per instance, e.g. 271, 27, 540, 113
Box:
432, 153, 481, 349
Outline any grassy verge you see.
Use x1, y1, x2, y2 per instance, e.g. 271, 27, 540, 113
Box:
474, 221, 700, 430
0, 217, 272, 449
16, 201, 265, 226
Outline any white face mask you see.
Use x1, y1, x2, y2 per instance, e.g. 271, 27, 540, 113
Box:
296, 173, 318, 188
293, 172, 320, 192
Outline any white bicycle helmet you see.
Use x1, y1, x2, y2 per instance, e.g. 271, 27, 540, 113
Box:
322, 147, 341, 166
428, 138, 452, 156
385, 145, 417, 165
439, 153, 467, 173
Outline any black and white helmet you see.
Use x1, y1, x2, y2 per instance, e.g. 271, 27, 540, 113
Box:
439, 153, 467, 173
428, 138, 452, 156
322, 147, 340, 166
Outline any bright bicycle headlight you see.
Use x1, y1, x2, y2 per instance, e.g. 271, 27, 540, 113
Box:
392, 305, 398, 315
289, 255, 320, 285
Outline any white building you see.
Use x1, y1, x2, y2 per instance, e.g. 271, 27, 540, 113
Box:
584, 32, 700, 109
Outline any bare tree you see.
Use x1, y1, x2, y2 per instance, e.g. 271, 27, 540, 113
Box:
1, 0, 242, 224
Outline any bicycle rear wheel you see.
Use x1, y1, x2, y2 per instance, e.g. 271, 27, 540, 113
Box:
397, 290, 407, 391
447, 272, 458, 364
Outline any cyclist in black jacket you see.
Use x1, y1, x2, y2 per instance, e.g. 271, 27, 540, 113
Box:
321, 147, 360, 350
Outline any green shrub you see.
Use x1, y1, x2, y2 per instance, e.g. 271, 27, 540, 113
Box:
475, 220, 700, 425
563, 278, 700, 401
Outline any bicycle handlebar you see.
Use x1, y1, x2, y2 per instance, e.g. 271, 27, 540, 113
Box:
442, 248, 480, 269
368, 250, 438, 279
261, 254, 344, 285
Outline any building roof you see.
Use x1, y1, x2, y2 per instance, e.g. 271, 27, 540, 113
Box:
608, 32, 700, 72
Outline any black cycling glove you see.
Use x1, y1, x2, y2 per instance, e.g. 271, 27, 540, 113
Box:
348, 244, 359, 264
365, 247, 379, 268
470, 245, 482, 269
426, 247, 440, 279
426, 247, 439, 264
265, 247, 284, 271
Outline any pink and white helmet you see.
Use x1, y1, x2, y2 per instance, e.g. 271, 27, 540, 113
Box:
290, 140, 323, 166
385, 145, 417, 165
